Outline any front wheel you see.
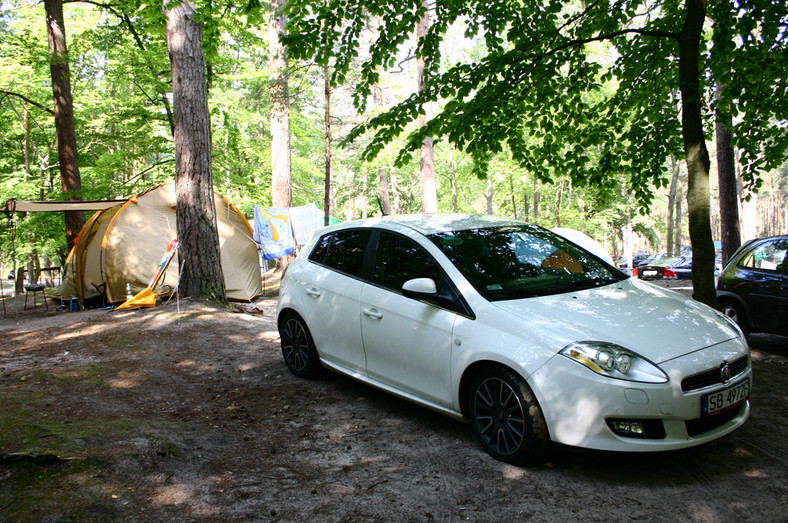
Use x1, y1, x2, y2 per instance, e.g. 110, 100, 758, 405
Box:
469, 367, 549, 465
279, 313, 322, 378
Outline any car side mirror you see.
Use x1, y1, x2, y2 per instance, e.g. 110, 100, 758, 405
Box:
402, 278, 438, 297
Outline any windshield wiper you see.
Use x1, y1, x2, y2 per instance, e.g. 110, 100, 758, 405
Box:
551, 277, 620, 293
485, 288, 544, 300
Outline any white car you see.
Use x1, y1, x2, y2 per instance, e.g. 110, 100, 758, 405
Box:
277, 214, 751, 464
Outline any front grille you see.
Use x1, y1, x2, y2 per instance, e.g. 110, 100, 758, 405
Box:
686, 404, 745, 437
681, 355, 749, 392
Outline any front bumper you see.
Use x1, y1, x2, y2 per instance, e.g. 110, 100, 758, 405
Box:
528, 338, 751, 452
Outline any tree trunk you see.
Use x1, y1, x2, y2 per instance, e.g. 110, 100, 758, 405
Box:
324, 65, 334, 225
508, 171, 517, 219
678, 0, 718, 308
391, 169, 401, 214
373, 83, 391, 215
417, 0, 437, 213
270, 0, 294, 266
715, 83, 741, 266
554, 180, 564, 227
44, 0, 84, 250
165, 0, 226, 303
450, 160, 459, 212
533, 184, 541, 221
485, 176, 494, 214
270, 0, 292, 210
667, 156, 679, 255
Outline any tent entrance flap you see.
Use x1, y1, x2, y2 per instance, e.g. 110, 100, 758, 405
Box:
115, 239, 179, 310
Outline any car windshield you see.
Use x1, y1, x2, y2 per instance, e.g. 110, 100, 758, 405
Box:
429, 225, 623, 301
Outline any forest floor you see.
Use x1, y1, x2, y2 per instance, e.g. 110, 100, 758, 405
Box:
0, 281, 787, 522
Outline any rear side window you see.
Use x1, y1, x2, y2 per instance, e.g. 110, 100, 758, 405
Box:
309, 229, 371, 277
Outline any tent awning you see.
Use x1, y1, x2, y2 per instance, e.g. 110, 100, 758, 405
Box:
3, 199, 128, 213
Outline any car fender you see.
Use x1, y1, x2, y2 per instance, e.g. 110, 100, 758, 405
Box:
450, 312, 562, 415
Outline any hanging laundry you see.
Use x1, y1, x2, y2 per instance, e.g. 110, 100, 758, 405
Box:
289, 203, 325, 245
254, 206, 295, 260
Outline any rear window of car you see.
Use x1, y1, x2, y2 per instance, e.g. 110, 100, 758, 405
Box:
309, 229, 371, 277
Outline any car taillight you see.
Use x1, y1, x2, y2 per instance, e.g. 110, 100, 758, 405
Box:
633, 268, 639, 277
663, 268, 677, 278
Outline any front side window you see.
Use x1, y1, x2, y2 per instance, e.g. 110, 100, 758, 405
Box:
309, 229, 371, 277
740, 240, 788, 273
430, 225, 622, 301
373, 232, 442, 292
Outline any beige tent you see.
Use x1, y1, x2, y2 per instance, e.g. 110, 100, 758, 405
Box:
60, 182, 262, 304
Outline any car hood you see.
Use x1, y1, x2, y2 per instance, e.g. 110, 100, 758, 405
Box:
490, 278, 739, 363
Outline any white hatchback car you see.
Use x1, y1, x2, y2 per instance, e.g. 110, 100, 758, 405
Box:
277, 214, 751, 464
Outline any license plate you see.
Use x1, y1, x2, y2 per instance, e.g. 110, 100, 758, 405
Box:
702, 378, 750, 417
643, 270, 658, 277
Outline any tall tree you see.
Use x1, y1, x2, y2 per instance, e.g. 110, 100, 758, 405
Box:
677, 0, 717, 306
324, 64, 334, 225
416, 0, 437, 213
715, 82, 740, 266
373, 82, 392, 215
164, 0, 226, 302
44, 0, 84, 250
270, 0, 292, 210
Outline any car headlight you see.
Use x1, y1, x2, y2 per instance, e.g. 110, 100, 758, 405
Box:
560, 341, 668, 383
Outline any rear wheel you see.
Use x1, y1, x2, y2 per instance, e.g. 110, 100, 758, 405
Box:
279, 313, 322, 378
720, 300, 750, 337
468, 366, 549, 465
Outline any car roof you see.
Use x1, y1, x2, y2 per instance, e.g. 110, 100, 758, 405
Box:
329, 214, 526, 236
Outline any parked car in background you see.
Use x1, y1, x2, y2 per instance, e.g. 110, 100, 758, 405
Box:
278, 214, 751, 465
717, 235, 788, 337
634, 256, 693, 280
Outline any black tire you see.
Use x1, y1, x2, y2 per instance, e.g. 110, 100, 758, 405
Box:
468, 366, 549, 465
279, 313, 322, 378
720, 300, 750, 337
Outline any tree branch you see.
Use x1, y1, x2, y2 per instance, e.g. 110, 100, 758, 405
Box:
0, 90, 55, 115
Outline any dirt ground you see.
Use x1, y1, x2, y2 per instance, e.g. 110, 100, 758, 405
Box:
1, 283, 787, 522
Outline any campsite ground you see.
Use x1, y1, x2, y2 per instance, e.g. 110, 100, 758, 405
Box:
1, 281, 787, 522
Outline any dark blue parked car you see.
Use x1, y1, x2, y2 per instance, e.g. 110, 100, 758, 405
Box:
716, 235, 788, 337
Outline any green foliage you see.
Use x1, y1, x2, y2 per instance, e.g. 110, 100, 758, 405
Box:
284, 0, 786, 215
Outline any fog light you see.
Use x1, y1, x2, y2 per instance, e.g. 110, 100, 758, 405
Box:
607, 419, 666, 439
610, 420, 644, 435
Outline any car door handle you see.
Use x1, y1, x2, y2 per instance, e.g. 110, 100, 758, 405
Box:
306, 287, 322, 298
363, 307, 383, 320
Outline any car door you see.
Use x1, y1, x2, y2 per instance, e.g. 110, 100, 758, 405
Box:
359, 231, 459, 408
736, 239, 788, 335
299, 229, 371, 374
